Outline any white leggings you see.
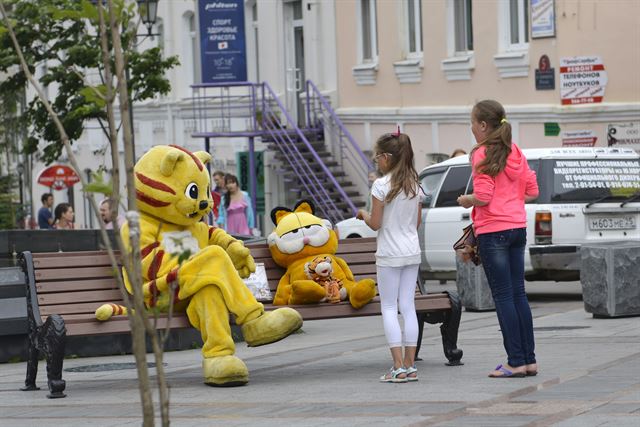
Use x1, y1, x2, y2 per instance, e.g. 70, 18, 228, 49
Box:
376, 264, 420, 348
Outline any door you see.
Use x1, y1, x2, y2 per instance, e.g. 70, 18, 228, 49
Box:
284, 0, 306, 126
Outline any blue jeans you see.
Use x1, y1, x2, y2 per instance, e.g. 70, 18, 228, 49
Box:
478, 228, 536, 367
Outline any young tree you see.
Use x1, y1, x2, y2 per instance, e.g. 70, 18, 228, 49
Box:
1, 1, 179, 425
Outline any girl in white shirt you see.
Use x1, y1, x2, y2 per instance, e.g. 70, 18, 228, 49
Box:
357, 130, 421, 383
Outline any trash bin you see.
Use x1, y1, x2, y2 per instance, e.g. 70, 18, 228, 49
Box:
580, 241, 640, 318
455, 257, 495, 311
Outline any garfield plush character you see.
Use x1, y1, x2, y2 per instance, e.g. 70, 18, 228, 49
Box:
268, 200, 376, 309
94, 145, 302, 387
304, 256, 345, 304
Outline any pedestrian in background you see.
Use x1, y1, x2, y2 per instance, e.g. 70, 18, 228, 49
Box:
38, 193, 54, 229
211, 170, 226, 221
357, 129, 421, 383
99, 198, 124, 230
364, 170, 382, 212
53, 203, 75, 230
457, 99, 539, 378
450, 148, 467, 158
216, 174, 255, 236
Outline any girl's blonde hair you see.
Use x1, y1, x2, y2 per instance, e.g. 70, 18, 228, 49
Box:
374, 132, 419, 203
469, 100, 512, 177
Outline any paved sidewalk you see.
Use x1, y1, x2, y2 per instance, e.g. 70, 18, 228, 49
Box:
0, 297, 638, 426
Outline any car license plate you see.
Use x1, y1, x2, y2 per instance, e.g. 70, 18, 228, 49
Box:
588, 216, 636, 230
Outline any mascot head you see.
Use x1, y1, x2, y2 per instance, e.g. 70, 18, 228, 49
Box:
267, 200, 338, 267
134, 145, 212, 226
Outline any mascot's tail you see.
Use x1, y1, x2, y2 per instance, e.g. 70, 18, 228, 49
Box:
95, 303, 129, 321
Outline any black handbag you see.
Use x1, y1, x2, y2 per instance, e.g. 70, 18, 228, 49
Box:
453, 224, 480, 265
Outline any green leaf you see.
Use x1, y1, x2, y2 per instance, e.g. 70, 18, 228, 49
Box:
80, 85, 107, 108
83, 170, 113, 196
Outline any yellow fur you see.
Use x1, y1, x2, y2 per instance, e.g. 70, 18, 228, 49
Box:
95, 145, 302, 386
267, 200, 377, 309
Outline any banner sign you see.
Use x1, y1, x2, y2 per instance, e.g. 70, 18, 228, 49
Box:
608, 122, 640, 152
560, 56, 607, 105
531, 0, 555, 38
198, 0, 247, 83
237, 151, 264, 214
561, 130, 597, 147
535, 54, 555, 90
37, 165, 80, 190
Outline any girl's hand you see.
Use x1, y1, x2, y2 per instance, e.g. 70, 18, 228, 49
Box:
356, 209, 368, 221
457, 195, 473, 209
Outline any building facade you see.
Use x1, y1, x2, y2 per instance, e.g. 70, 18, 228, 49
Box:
334, 0, 640, 172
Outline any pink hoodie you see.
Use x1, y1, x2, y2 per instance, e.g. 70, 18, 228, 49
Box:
471, 143, 539, 235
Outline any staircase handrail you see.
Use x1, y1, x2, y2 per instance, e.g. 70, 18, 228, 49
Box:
262, 82, 356, 219
305, 80, 374, 172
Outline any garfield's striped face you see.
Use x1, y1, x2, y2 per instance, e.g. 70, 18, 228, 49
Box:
134, 145, 213, 226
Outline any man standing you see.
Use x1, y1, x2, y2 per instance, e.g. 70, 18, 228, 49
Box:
38, 193, 54, 229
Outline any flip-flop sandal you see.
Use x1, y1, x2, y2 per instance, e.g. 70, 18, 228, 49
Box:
488, 364, 526, 378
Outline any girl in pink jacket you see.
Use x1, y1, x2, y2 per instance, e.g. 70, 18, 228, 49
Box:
457, 100, 539, 378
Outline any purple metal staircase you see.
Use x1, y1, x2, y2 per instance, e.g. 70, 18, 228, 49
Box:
190, 81, 370, 224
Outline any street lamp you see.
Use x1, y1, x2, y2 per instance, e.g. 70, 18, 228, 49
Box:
138, 0, 159, 37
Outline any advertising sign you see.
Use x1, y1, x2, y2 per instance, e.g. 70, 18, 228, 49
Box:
531, 0, 556, 38
198, 0, 247, 83
559, 56, 607, 105
37, 165, 80, 190
608, 122, 640, 152
535, 54, 555, 90
561, 130, 597, 147
237, 151, 264, 214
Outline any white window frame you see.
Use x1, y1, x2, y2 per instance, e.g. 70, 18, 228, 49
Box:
441, 0, 474, 81
353, 0, 378, 85
182, 12, 198, 91
494, 0, 530, 78
394, 0, 424, 84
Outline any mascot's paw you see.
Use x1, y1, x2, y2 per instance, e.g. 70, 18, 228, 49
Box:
203, 355, 249, 387
348, 279, 377, 309
227, 242, 256, 278
95, 303, 128, 321
289, 280, 327, 305
242, 308, 303, 347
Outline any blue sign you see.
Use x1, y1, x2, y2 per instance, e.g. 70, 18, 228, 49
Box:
198, 0, 247, 83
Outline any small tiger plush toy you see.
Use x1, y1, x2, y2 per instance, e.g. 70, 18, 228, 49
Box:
304, 256, 346, 304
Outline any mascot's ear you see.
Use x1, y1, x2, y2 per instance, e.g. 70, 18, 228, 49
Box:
270, 206, 292, 225
160, 150, 185, 177
294, 200, 315, 215
194, 151, 212, 165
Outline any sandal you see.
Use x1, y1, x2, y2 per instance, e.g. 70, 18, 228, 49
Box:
488, 364, 526, 378
405, 365, 418, 382
379, 366, 407, 383
526, 363, 538, 376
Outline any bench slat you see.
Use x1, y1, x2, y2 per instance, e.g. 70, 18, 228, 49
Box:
39, 289, 125, 306
35, 266, 118, 281
39, 301, 126, 316
33, 254, 116, 269
36, 278, 120, 294
64, 316, 191, 336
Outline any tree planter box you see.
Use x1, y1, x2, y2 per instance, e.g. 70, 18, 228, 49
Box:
455, 257, 495, 311
580, 241, 640, 318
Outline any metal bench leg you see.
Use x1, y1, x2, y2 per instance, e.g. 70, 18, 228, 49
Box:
440, 291, 463, 366
415, 313, 426, 361
41, 315, 67, 398
20, 328, 41, 392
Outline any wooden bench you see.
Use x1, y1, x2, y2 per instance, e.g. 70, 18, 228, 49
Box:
19, 237, 462, 398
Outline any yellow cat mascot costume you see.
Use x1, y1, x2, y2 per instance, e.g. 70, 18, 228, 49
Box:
268, 200, 377, 308
95, 145, 302, 387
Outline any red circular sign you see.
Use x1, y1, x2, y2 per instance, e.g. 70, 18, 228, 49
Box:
37, 165, 80, 190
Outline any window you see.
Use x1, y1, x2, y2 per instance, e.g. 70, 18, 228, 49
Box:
406, 0, 423, 55
360, 0, 378, 62
435, 166, 472, 208
182, 12, 199, 87
453, 0, 473, 53
442, 0, 474, 81
353, 0, 378, 85
420, 169, 446, 208
494, 0, 530, 78
509, 0, 529, 47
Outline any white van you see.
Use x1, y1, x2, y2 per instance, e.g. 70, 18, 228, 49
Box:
418, 147, 640, 282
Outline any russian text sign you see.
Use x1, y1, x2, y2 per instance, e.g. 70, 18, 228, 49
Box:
562, 130, 597, 147
607, 123, 640, 152
560, 56, 607, 105
198, 0, 247, 83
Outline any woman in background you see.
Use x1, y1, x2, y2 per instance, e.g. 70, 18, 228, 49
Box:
53, 203, 75, 230
216, 174, 255, 236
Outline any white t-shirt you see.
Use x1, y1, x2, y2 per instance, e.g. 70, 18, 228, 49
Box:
371, 175, 421, 267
